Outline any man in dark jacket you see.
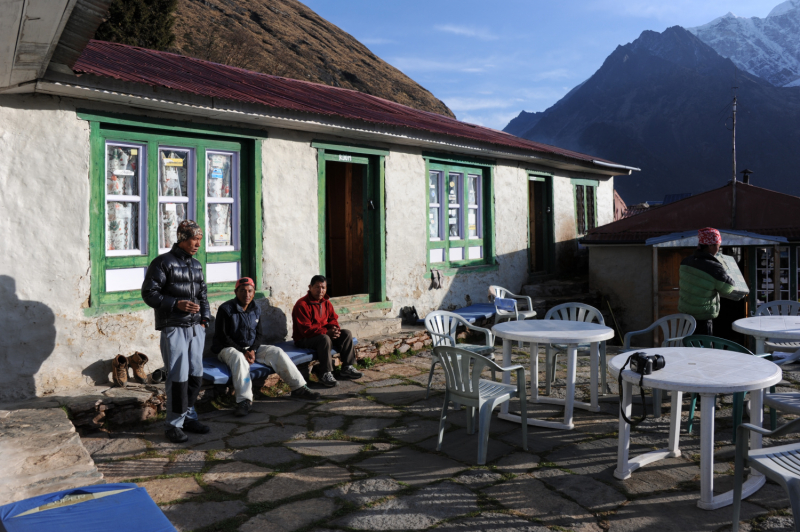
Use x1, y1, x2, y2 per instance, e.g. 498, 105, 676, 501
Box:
292, 275, 362, 387
212, 277, 320, 417
142, 220, 211, 443
678, 227, 736, 336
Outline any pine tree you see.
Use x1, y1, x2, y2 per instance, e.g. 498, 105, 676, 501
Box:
94, 0, 178, 51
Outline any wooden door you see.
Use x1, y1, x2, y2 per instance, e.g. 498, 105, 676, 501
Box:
528, 179, 548, 272
325, 161, 365, 297
656, 248, 693, 344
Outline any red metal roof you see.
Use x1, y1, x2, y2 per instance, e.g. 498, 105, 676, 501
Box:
72, 40, 621, 168
585, 182, 800, 243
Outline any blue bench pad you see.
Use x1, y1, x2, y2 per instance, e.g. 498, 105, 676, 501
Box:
417, 303, 496, 325
202, 340, 355, 385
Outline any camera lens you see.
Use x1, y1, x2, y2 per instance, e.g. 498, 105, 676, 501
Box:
653, 355, 666, 371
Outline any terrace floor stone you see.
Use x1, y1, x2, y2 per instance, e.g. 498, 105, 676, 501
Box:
310, 415, 345, 437
286, 439, 364, 462
240, 497, 339, 532
227, 424, 308, 448
324, 477, 403, 506
534, 469, 627, 511
247, 464, 351, 503
332, 481, 478, 530
314, 397, 401, 418
385, 417, 447, 443
418, 433, 515, 464
164, 450, 206, 474
344, 417, 395, 439
162, 500, 247, 532
137, 477, 204, 503
355, 447, 465, 486
217, 445, 303, 466
368, 384, 430, 405
494, 451, 541, 474
434, 512, 550, 532
203, 461, 272, 493
97, 457, 169, 482
82, 436, 149, 461
452, 469, 504, 488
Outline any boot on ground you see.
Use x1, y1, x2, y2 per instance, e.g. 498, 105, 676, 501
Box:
112, 354, 128, 388
127, 352, 149, 384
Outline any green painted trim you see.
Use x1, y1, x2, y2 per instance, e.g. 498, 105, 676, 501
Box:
572, 180, 598, 236
317, 148, 326, 276
89, 122, 105, 302
84, 290, 270, 317
487, 165, 497, 265
422, 151, 494, 167
252, 139, 264, 290
528, 170, 553, 178
377, 155, 387, 302
205, 251, 241, 263
311, 141, 389, 156
570, 177, 600, 186
323, 153, 369, 165
77, 110, 268, 139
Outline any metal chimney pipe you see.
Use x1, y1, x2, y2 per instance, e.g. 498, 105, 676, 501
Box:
740, 168, 753, 185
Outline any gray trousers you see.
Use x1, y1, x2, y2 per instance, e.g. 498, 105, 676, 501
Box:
295, 329, 355, 374
160, 324, 205, 428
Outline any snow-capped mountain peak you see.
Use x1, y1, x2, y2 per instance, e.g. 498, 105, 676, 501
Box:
688, 1, 800, 87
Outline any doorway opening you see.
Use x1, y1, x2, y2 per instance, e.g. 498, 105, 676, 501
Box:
528, 178, 548, 273
325, 161, 366, 298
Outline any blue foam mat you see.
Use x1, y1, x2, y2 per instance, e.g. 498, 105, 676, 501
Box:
417, 303, 496, 324
0, 483, 175, 532
202, 340, 355, 385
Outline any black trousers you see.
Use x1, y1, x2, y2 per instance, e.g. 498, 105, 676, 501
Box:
295, 329, 356, 373
697, 319, 714, 336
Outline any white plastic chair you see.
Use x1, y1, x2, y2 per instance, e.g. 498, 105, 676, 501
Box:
489, 285, 537, 324
622, 313, 697, 417
542, 302, 609, 396
424, 311, 496, 399
732, 418, 800, 532
434, 345, 527, 465
756, 300, 800, 353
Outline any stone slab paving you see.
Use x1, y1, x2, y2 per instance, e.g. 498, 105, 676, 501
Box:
240, 497, 339, 532
137, 477, 204, 503
163, 450, 207, 474
418, 433, 515, 464
247, 464, 351, 503
82, 436, 149, 461
286, 439, 365, 462
217, 445, 303, 466
385, 417, 448, 443
344, 417, 395, 439
534, 469, 627, 511
97, 457, 169, 482
161, 500, 247, 531
435, 512, 551, 532
452, 469, 504, 488
314, 397, 401, 418
494, 451, 541, 474
311, 415, 345, 437
227, 424, 308, 448
365, 378, 405, 388
324, 477, 403, 505
355, 447, 465, 486
332, 481, 478, 530
367, 384, 430, 405
203, 461, 272, 493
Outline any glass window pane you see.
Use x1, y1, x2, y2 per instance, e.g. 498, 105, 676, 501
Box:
207, 152, 233, 198
576, 185, 586, 234
159, 149, 189, 197
448, 173, 460, 205
468, 208, 479, 238
208, 203, 233, 247
159, 203, 187, 249
106, 145, 140, 196
587, 185, 596, 231
429, 172, 440, 204
468, 175, 478, 206
448, 208, 460, 239
106, 202, 139, 251
429, 207, 440, 239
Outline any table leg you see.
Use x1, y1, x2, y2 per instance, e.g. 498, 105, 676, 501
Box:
530, 342, 539, 403
668, 390, 682, 458
500, 339, 512, 417
615, 380, 633, 479
563, 344, 577, 428
755, 336, 766, 356
699, 392, 716, 508
590, 341, 599, 411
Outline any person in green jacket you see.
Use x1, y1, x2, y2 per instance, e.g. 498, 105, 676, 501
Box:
678, 227, 736, 336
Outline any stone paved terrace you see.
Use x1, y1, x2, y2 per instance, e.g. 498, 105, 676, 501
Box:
6, 346, 800, 531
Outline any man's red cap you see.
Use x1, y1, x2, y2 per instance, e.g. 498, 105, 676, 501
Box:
698, 227, 722, 245
235, 277, 255, 290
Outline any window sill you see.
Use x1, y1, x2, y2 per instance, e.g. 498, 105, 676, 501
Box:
428, 263, 499, 277
83, 290, 271, 316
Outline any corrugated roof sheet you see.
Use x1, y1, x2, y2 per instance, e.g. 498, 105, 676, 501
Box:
585, 182, 800, 243
662, 193, 692, 205
72, 40, 622, 168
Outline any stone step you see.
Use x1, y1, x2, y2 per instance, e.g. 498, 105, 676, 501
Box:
0, 408, 103, 504
328, 294, 369, 307
336, 300, 392, 317
340, 316, 402, 338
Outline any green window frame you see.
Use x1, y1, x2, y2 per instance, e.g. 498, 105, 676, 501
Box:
572, 178, 598, 236
424, 154, 495, 271
84, 115, 264, 315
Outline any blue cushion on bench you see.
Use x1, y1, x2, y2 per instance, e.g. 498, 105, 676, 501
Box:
417, 303, 497, 325
202, 339, 357, 385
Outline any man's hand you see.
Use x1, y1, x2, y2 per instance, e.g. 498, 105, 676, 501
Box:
327, 325, 341, 339
177, 300, 200, 313
245, 350, 256, 364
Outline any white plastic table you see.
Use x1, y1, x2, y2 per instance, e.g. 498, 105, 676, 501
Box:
492, 320, 614, 430
610, 348, 782, 510
733, 316, 800, 355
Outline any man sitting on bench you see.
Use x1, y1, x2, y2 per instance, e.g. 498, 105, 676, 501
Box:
292, 275, 363, 387
212, 277, 320, 417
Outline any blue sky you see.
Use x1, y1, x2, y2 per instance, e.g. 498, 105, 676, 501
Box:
303, 0, 782, 129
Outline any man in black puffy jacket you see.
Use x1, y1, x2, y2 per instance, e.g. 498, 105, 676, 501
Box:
142, 220, 211, 443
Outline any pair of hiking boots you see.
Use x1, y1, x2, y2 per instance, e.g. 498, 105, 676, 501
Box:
112, 352, 149, 387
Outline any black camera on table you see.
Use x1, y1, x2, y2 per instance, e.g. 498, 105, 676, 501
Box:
629, 352, 666, 375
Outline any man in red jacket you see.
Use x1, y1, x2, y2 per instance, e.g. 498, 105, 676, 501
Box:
292, 275, 362, 387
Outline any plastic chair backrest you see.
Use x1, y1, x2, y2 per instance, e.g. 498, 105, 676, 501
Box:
756, 300, 800, 317
425, 311, 467, 348
654, 314, 696, 347
544, 302, 605, 325
489, 285, 512, 300
495, 298, 517, 312
682, 335, 754, 355
434, 345, 491, 402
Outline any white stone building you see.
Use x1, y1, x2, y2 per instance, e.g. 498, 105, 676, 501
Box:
0, 5, 636, 399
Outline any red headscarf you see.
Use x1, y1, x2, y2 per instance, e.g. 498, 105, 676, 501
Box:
698, 227, 721, 245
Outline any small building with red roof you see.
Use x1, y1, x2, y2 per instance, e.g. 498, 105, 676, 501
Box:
0, 2, 637, 398
584, 181, 800, 342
